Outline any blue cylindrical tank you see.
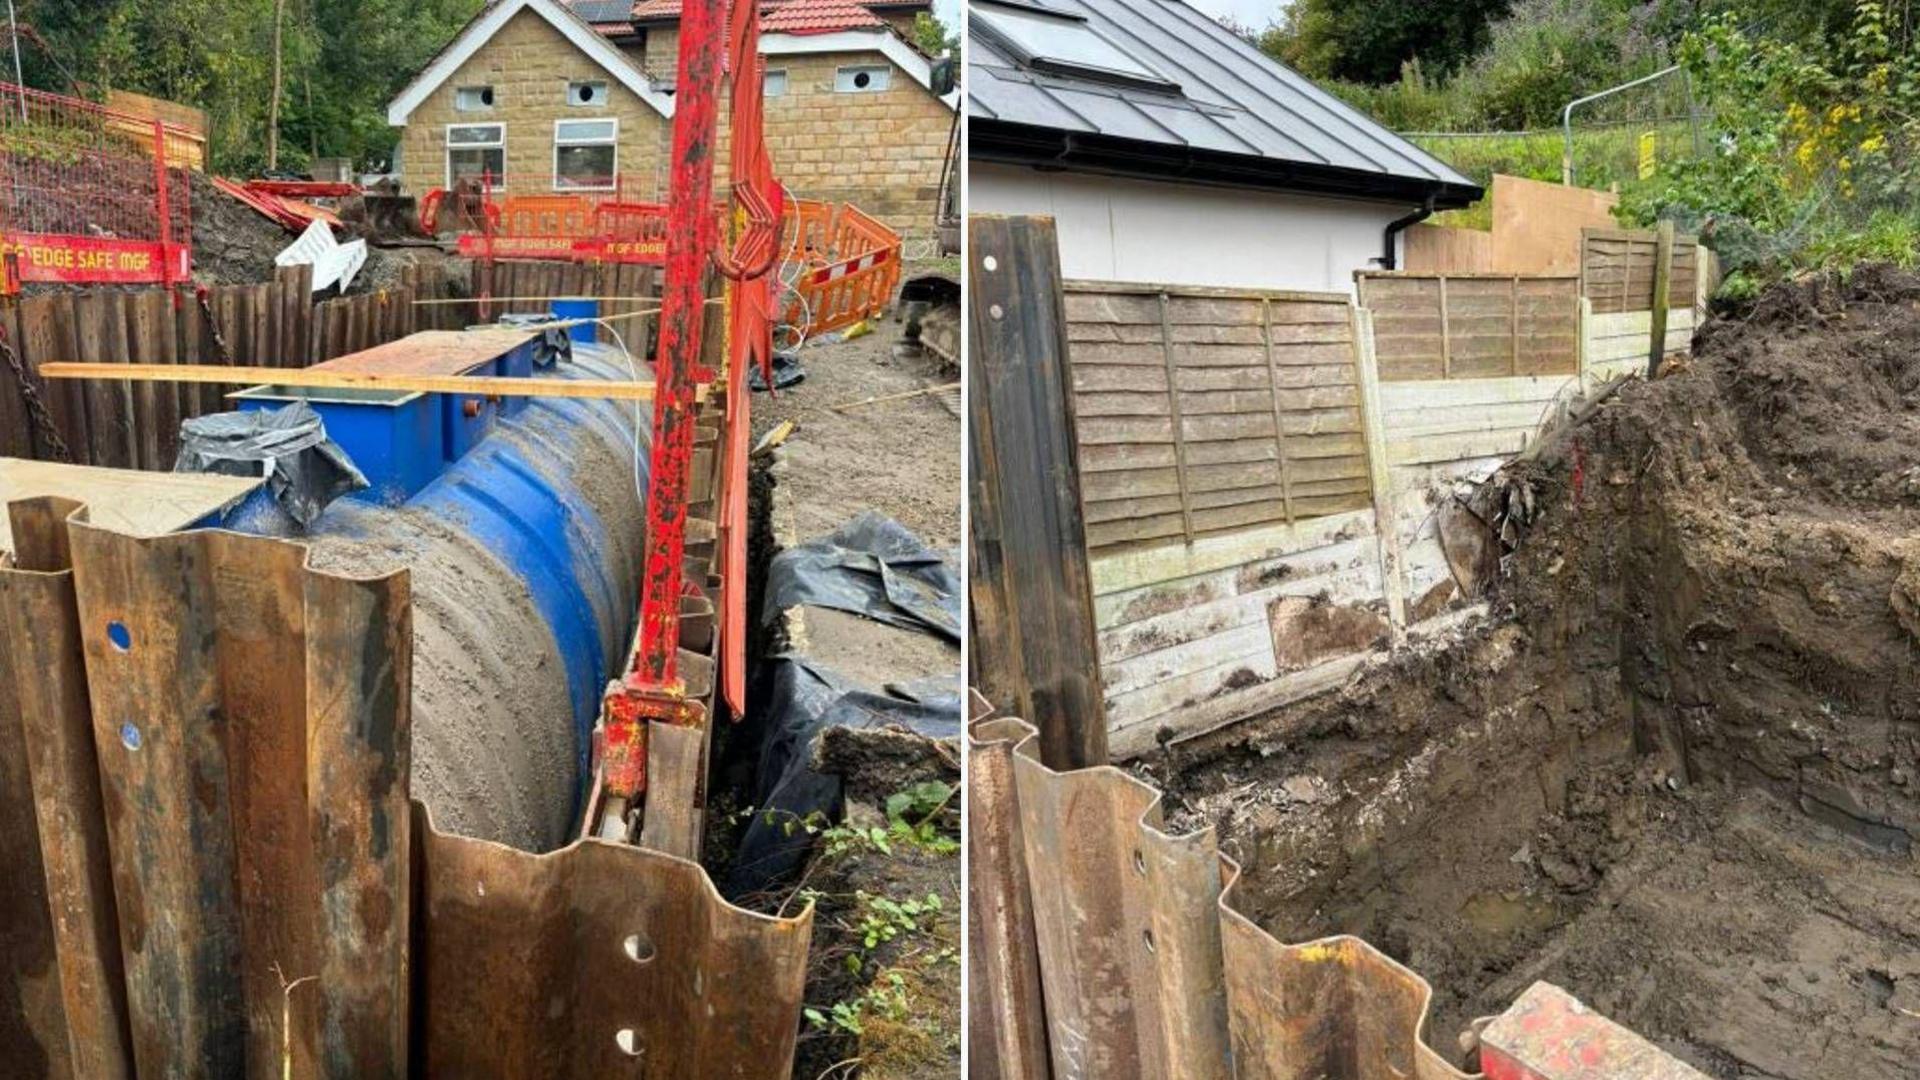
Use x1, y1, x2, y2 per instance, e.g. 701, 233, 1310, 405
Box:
224, 339, 650, 851
550, 297, 599, 345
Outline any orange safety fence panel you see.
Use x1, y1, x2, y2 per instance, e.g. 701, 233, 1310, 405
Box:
780, 200, 900, 338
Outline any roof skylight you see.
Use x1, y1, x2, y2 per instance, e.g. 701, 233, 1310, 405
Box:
973, 0, 1180, 93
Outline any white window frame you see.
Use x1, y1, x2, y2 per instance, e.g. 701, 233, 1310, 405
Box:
764, 68, 788, 98
445, 122, 505, 191
454, 85, 495, 112
566, 79, 609, 107
834, 64, 891, 94
552, 117, 619, 192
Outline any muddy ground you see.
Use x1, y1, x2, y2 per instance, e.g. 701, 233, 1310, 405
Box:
747, 309, 962, 550
190, 170, 458, 294
1153, 268, 1920, 1078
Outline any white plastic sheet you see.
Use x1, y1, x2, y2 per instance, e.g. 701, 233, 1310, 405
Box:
274, 219, 368, 294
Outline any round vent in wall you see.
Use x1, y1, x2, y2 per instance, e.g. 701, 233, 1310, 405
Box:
570, 81, 609, 107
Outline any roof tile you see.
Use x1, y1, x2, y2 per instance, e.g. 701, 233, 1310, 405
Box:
630, 0, 888, 32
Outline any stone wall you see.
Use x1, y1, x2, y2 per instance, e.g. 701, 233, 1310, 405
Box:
398, 8, 670, 199
752, 49, 952, 237
413, 14, 952, 236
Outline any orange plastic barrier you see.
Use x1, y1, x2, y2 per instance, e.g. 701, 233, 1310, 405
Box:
781, 199, 901, 338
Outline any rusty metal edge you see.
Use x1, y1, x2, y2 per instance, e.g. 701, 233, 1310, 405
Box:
4, 500, 813, 1079
969, 704, 1483, 1080
411, 798, 814, 1077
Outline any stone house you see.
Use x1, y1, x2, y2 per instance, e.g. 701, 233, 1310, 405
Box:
386, 0, 675, 200
576, 0, 959, 235
386, 0, 957, 237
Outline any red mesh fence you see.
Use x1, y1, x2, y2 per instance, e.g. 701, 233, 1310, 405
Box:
0, 82, 193, 289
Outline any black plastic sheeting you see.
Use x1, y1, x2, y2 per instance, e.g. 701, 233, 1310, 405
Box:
493, 315, 575, 369
727, 513, 961, 896
748, 350, 805, 391
174, 401, 368, 528
760, 511, 960, 643
727, 662, 959, 895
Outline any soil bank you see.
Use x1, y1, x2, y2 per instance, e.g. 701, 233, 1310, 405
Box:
1154, 268, 1920, 1078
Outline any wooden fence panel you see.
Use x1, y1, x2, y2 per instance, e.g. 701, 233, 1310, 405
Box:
1580, 228, 1698, 314
1063, 281, 1370, 556
1357, 273, 1581, 382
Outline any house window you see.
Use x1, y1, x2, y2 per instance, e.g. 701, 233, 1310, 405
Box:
554, 118, 618, 191
834, 65, 890, 93
447, 123, 504, 188
764, 69, 788, 97
455, 85, 495, 111
568, 80, 609, 107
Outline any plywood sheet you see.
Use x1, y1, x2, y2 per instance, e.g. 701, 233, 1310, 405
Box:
0, 458, 259, 555
312, 328, 539, 377
1490, 174, 1620, 274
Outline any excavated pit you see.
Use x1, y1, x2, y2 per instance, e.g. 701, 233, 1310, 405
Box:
1154, 268, 1920, 1079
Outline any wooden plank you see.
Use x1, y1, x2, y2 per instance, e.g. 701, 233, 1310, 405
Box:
969, 215, 1108, 767
1508, 276, 1520, 376
1158, 292, 1196, 542
1074, 391, 1173, 418
1088, 508, 1373, 595
1082, 467, 1181, 501
1351, 307, 1405, 639
1649, 219, 1675, 377
1080, 443, 1177, 472
38, 364, 671, 401
1071, 364, 1168, 393
1063, 279, 1349, 306
1084, 493, 1186, 524
1108, 652, 1370, 760
1261, 298, 1297, 523
1086, 513, 1188, 550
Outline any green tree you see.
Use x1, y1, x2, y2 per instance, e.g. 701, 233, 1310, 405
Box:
10, 0, 483, 174
1258, 0, 1515, 83
911, 11, 958, 59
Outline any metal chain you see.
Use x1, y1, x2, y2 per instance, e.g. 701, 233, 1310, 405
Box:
0, 317, 72, 463
194, 285, 233, 364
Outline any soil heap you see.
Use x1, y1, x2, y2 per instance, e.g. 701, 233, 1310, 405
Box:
1156, 267, 1920, 1079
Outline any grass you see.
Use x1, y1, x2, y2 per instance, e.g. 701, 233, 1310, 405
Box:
1407, 119, 1703, 230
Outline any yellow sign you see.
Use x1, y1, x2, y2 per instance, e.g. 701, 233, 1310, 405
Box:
1638, 131, 1657, 179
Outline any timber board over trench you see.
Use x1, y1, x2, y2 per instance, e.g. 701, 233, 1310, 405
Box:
0, 457, 261, 555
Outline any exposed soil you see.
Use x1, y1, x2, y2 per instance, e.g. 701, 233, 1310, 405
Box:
190, 171, 463, 294
1153, 267, 1920, 1078
749, 299, 963, 551
707, 276, 964, 1079
190, 171, 288, 286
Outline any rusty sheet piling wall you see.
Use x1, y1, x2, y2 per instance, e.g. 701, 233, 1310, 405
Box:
1053, 228, 1704, 756
0, 501, 807, 1079
965, 694, 1479, 1080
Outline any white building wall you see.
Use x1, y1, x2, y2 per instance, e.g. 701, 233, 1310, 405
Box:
969, 163, 1411, 294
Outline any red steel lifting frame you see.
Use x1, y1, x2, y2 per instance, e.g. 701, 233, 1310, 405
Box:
600, 0, 775, 807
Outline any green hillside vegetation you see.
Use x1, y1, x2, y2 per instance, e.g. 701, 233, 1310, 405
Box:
1239, 0, 1920, 291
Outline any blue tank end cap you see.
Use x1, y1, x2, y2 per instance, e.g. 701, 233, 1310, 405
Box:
550, 297, 600, 346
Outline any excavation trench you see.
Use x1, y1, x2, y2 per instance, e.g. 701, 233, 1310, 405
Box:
1154, 268, 1920, 1080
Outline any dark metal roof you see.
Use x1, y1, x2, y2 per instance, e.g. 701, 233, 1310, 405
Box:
967, 0, 1481, 207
